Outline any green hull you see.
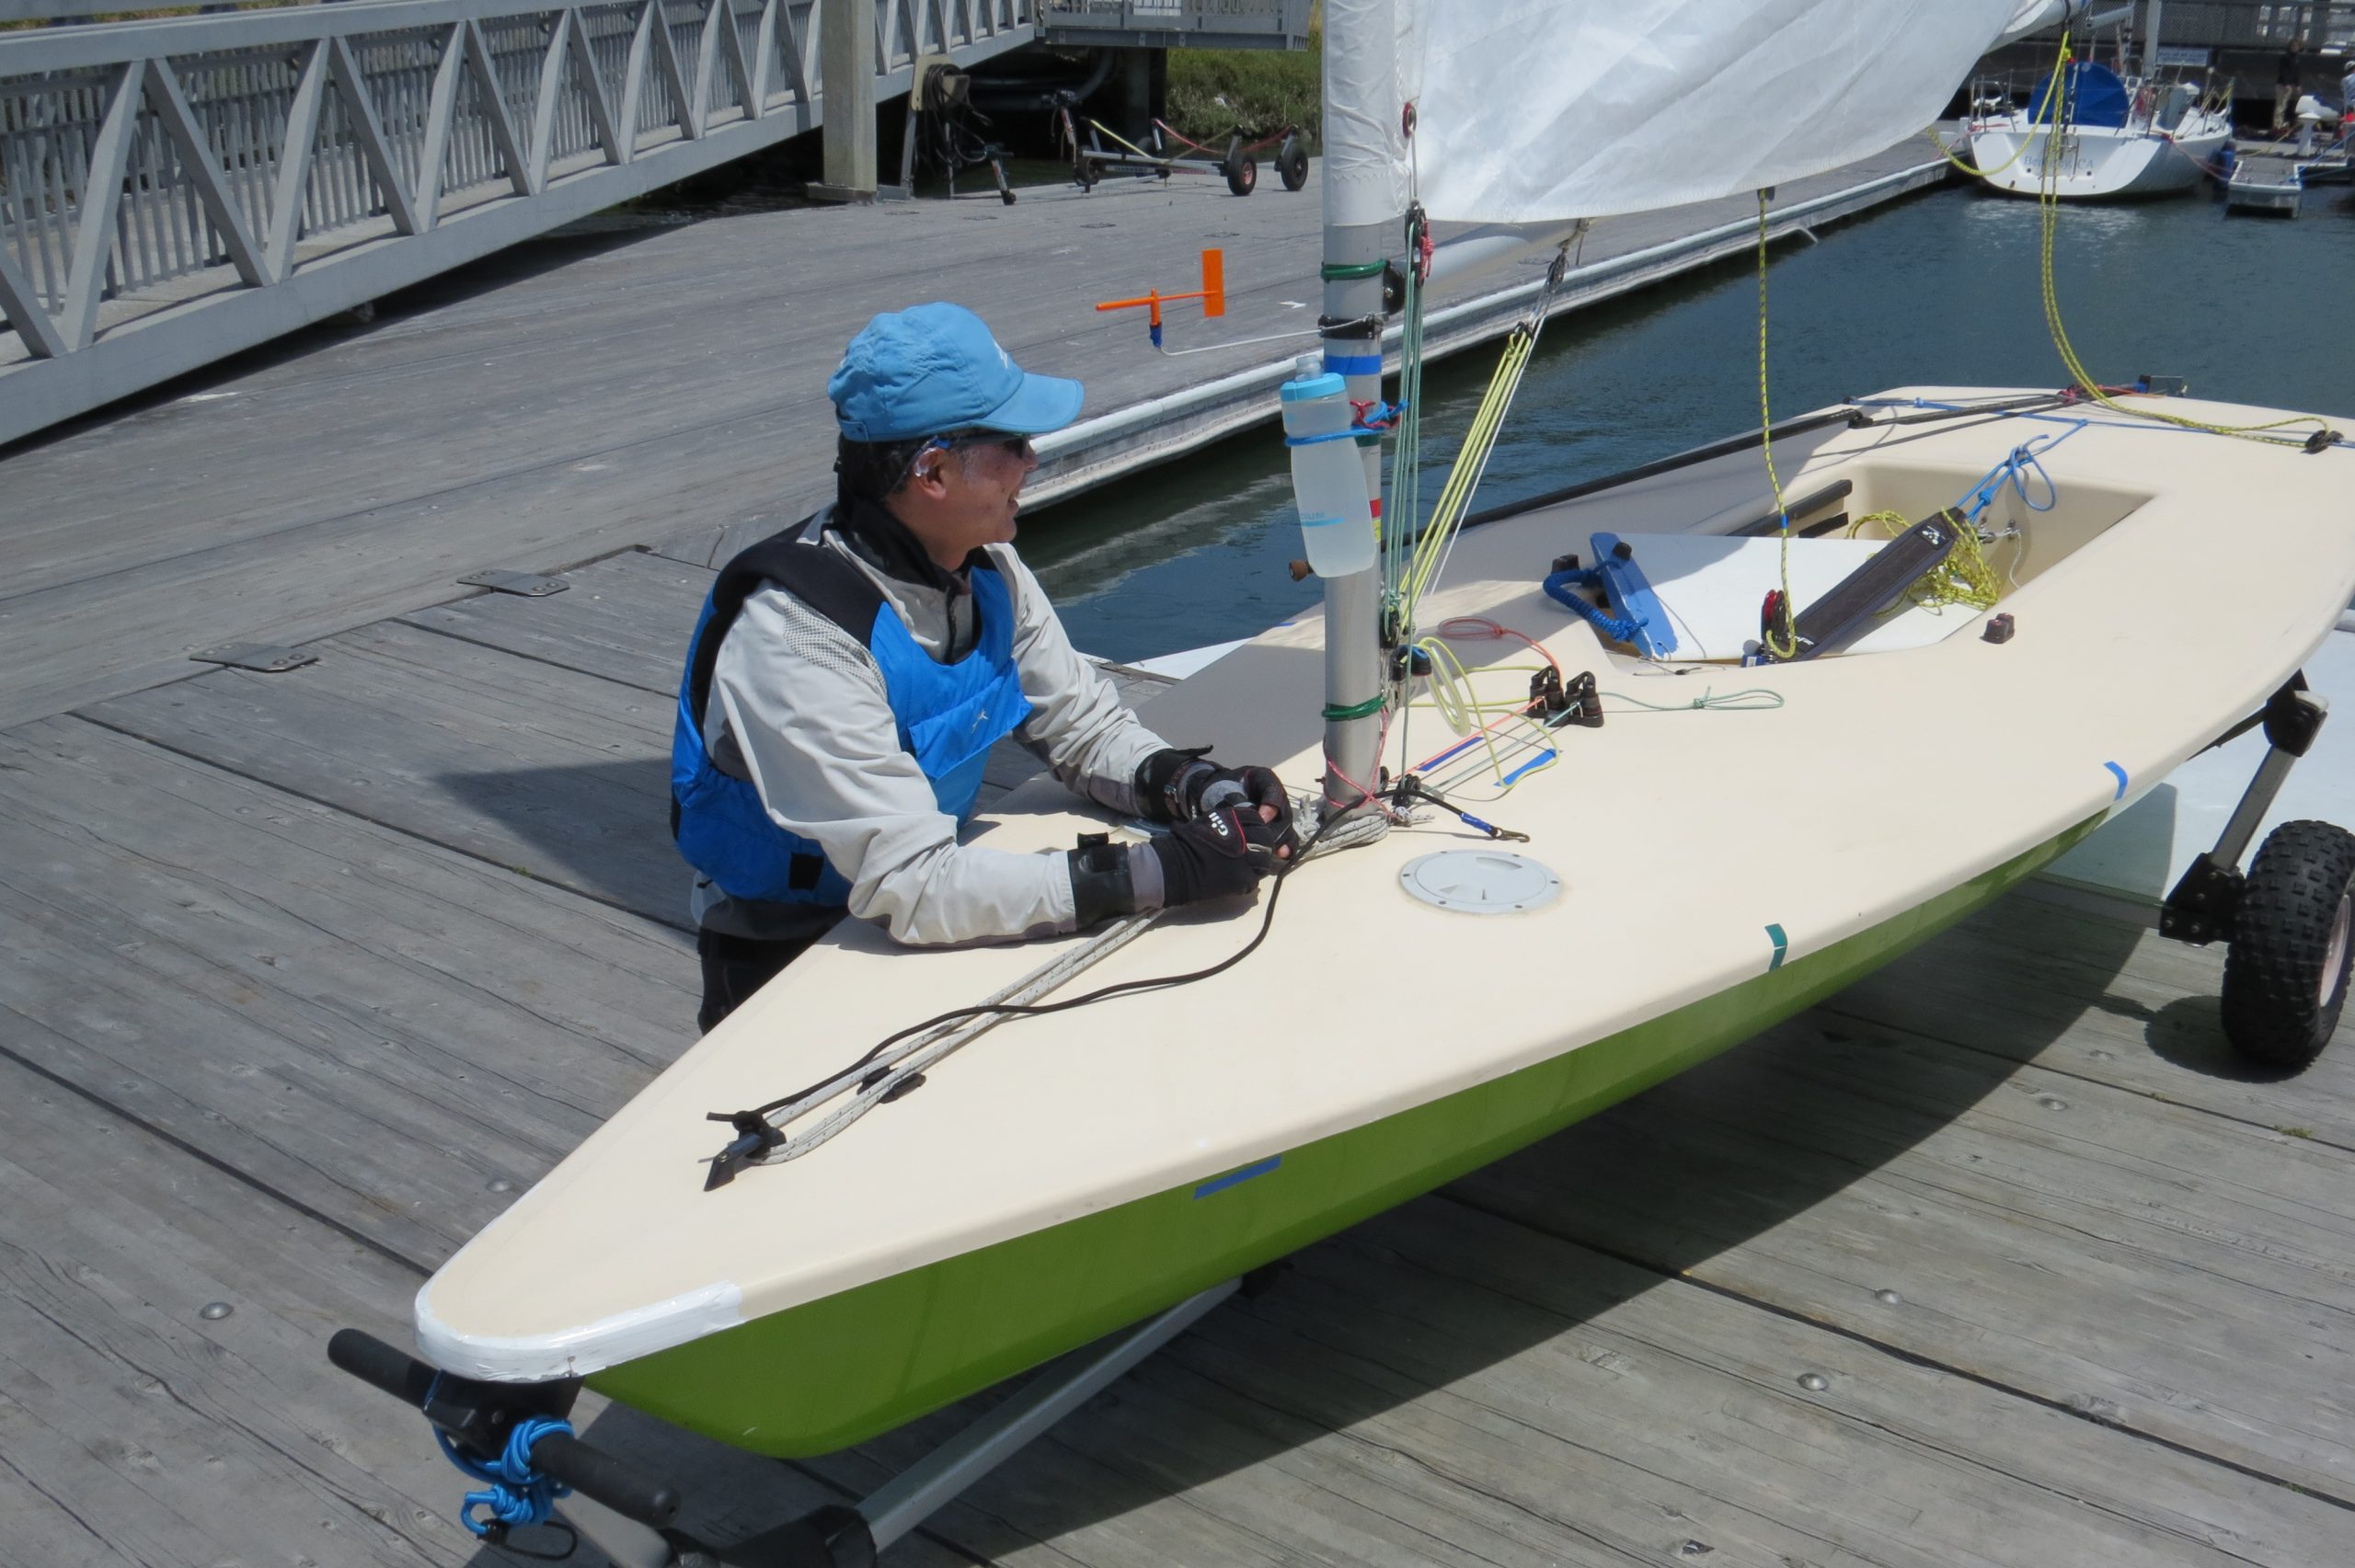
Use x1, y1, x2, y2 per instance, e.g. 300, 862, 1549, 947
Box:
590, 818, 2098, 1455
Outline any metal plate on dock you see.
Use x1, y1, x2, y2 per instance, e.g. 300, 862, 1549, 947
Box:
1398, 851, 1561, 915
189, 642, 317, 672
460, 569, 569, 597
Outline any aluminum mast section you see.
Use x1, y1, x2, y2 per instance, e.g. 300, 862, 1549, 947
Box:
1315, 0, 1394, 819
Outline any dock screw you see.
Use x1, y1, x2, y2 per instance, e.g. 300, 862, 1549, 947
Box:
1874, 1289, 1903, 1306
1796, 1371, 1830, 1392
487, 1176, 516, 1192
2038, 1094, 2069, 1111
200, 1301, 234, 1321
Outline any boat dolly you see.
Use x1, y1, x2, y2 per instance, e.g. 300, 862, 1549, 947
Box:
332, 1276, 1254, 1565
1053, 102, 1310, 197
2158, 672, 2355, 1071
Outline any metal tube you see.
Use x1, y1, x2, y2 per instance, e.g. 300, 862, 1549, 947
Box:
2211, 745, 2299, 871
1316, 0, 1392, 817
859, 1279, 1240, 1549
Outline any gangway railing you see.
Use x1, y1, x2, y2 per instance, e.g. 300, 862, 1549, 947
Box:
0, 0, 1035, 445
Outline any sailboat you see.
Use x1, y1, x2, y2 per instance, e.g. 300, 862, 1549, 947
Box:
331, 3, 2355, 1562
1965, 3, 2234, 198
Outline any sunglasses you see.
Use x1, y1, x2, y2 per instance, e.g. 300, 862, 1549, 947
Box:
925, 431, 1035, 462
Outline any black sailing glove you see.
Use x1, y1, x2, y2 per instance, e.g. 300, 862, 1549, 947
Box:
1150, 806, 1294, 907
1137, 748, 1297, 838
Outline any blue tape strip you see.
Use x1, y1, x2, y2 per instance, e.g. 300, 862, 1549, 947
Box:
1499, 751, 1557, 786
1765, 922, 1788, 972
1324, 353, 1383, 376
2103, 761, 2129, 800
1194, 1155, 1281, 1199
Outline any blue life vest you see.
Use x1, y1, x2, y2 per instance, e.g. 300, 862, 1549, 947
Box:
671, 526, 1034, 909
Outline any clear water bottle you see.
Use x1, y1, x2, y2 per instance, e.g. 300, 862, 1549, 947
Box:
1281, 366, 1378, 578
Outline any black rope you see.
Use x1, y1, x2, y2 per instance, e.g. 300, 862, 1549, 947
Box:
725, 813, 1354, 1127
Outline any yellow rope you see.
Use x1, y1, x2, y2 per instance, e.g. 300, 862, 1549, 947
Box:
1754, 191, 1800, 660
1399, 303, 1544, 612
1924, 40, 2072, 181
2033, 49, 2329, 449
1924, 120, 2036, 177
1847, 509, 2003, 612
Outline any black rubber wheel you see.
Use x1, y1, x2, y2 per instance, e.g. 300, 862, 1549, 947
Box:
1277, 134, 1310, 191
2221, 818, 2355, 1070
1224, 156, 1258, 196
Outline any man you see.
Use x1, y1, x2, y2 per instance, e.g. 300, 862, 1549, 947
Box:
672, 302, 1298, 1031
2275, 35, 2305, 133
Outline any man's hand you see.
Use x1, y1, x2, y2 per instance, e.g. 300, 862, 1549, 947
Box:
1151, 805, 1296, 907
1138, 749, 1299, 863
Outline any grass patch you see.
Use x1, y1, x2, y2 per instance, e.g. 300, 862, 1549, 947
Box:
1165, 6, 1322, 147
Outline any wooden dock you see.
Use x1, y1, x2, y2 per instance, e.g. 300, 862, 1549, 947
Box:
5, 142, 2353, 1566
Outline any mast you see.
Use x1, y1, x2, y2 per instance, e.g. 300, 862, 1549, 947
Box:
1316, 0, 1396, 818
2141, 1, 2164, 78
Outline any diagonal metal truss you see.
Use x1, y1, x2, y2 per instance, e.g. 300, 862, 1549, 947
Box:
0, 0, 1035, 445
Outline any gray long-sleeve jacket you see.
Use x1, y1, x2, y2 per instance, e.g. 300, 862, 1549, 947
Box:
689, 499, 1171, 946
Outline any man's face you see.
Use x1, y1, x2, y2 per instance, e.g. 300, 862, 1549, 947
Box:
895, 434, 1040, 569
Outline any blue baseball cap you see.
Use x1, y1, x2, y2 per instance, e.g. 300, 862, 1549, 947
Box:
828, 303, 1084, 442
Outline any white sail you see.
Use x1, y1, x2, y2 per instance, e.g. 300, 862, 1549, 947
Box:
1369, 1, 2033, 223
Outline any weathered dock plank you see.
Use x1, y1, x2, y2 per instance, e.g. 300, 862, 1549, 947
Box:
1452, 1006, 2355, 1499
86, 620, 685, 927
402, 548, 711, 693
0, 1047, 976, 1568
800, 1189, 2351, 1568
1833, 895, 2355, 1148
0, 716, 695, 1262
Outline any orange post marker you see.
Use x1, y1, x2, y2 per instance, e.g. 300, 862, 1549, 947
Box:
1095, 249, 1225, 347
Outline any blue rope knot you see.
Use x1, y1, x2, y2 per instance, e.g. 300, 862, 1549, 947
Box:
1542, 567, 1646, 646
1960, 434, 2069, 524
437, 1414, 574, 1539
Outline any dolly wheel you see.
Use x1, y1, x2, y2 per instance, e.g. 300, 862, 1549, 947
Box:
1278, 134, 1310, 191
1225, 156, 1258, 196
2222, 819, 2355, 1070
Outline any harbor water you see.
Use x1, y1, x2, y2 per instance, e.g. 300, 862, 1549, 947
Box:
1025, 183, 2355, 664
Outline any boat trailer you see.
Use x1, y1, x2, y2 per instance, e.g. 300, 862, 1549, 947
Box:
332, 1274, 1260, 1566
1055, 105, 1310, 197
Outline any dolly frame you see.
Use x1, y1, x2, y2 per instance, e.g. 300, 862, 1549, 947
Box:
2159, 673, 2329, 947
335, 1278, 1246, 1568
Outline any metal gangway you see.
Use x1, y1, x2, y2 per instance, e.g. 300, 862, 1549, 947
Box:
0, 0, 1040, 444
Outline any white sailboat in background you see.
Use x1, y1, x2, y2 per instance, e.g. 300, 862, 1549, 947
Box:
1966, 0, 2234, 198
330, 6, 2355, 1564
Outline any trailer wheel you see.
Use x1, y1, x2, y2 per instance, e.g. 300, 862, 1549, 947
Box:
1278, 134, 1310, 191
1225, 156, 1258, 196
2221, 819, 2355, 1070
